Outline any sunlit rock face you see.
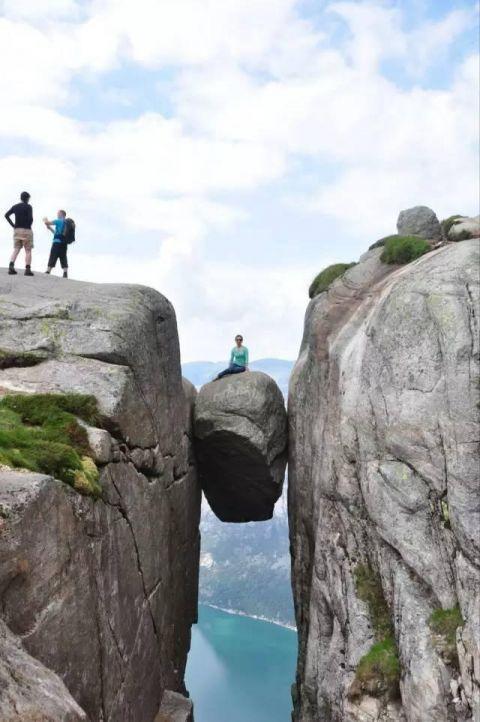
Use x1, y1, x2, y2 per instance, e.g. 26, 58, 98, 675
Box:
0, 273, 201, 722
289, 240, 480, 721
194, 371, 288, 522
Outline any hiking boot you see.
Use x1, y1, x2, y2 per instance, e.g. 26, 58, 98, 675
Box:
63, 270, 68, 278
8, 262, 17, 275
24, 266, 34, 276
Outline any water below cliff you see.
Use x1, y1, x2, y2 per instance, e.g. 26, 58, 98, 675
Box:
186, 605, 297, 722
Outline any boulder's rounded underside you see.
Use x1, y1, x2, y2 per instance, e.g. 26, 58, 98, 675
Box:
197, 430, 285, 522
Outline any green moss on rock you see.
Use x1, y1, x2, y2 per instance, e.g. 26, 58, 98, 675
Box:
309, 262, 356, 298
429, 606, 463, 668
380, 235, 430, 265
355, 565, 394, 640
351, 564, 400, 701
0, 393, 102, 498
351, 638, 401, 700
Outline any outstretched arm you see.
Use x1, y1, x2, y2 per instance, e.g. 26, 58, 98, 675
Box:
4, 208, 14, 228
43, 217, 55, 233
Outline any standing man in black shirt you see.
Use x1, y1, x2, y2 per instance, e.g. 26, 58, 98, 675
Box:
4, 191, 34, 276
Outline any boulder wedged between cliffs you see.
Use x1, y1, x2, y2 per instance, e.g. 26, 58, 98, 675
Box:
194, 371, 288, 522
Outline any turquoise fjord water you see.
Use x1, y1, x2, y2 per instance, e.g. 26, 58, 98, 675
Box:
186, 605, 297, 722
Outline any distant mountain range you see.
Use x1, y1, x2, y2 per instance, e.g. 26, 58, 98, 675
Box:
182, 359, 295, 627
182, 358, 294, 397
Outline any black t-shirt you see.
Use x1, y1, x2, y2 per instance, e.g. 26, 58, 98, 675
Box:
5, 202, 33, 229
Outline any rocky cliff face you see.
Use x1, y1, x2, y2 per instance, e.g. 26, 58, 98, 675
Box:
0, 274, 201, 721
289, 240, 479, 721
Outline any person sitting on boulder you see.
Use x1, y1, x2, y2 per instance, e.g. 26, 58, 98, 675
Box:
44, 210, 69, 278
215, 335, 249, 379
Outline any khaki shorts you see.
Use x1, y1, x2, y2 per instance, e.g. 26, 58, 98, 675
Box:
13, 228, 34, 251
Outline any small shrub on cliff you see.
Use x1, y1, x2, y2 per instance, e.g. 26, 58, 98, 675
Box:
309, 262, 356, 298
350, 565, 400, 701
351, 638, 400, 700
380, 235, 430, 264
429, 606, 463, 668
0, 393, 101, 497
440, 215, 463, 237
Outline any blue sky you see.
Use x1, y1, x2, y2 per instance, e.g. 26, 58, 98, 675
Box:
0, 0, 478, 361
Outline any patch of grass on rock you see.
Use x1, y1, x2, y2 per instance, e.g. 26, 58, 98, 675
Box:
380, 235, 430, 265
429, 606, 463, 668
309, 262, 356, 298
0, 393, 101, 497
352, 638, 400, 700
350, 564, 400, 701
355, 564, 394, 639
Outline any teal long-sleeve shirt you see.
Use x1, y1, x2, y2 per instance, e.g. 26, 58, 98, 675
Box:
230, 346, 249, 366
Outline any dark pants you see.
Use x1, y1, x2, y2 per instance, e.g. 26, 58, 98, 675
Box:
217, 364, 246, 379
48, 241, 68, 269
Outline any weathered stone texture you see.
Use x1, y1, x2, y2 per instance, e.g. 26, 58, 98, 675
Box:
397, 205, 442, 240
155, 690, 194, 722
0, 618, 87, 721
0, 273, 201, 721
194, 371, 288, 522
447, 215, 480, 241
289, 240, 479, 721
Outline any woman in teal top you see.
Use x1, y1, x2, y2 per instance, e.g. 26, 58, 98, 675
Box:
216, 335, 249, 379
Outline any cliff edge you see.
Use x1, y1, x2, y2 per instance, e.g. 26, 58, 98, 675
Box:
289, 239, 479, 721
0, 273, 201, 721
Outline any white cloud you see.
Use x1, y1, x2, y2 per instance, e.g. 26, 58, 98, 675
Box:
0, 0, 81, 21
0, 0, 478, 362
328, 2, 474, 76
67, 248, 320, 362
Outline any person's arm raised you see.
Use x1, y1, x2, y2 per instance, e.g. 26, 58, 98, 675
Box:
43, 217, 55, 233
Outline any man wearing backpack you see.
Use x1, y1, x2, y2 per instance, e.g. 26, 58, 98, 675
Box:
43, 210, 75, 278
4, 191, 34, 276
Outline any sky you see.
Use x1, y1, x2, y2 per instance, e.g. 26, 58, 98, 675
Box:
0, 0, 478, 362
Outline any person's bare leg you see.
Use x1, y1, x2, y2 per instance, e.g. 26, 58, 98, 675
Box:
8, 247, 20, 274
24, 248, 34, 276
